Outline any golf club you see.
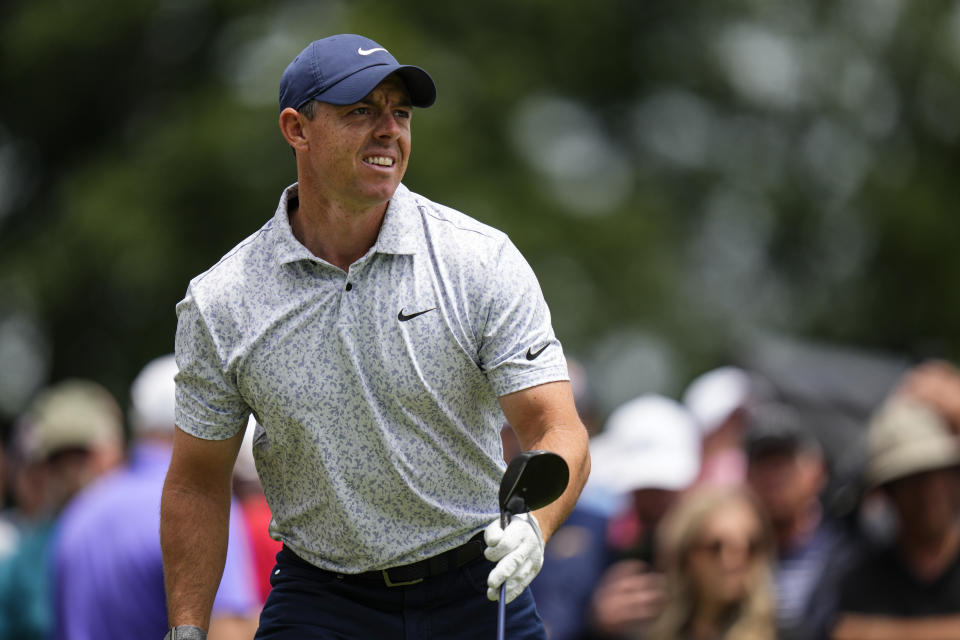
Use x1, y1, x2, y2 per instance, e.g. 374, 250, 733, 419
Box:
496, 450, 569, 640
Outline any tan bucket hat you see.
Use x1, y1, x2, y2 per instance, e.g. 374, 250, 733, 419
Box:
865, 397, 960, 488
19, 379, 123, 461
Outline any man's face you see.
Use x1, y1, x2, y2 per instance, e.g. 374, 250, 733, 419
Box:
300, 74, 412, 211
886, 467, 960, 543
746, 449, 825, 526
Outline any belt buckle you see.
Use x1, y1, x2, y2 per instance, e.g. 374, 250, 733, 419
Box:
381, 569, 424, 587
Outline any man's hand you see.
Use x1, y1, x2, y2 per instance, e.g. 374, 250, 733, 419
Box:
896, 360, 960, 435
588, 559, 665, 637
484, 513, 545, 603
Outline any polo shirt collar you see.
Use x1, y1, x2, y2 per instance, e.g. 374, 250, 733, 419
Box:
273, 183, 315, 265
374, 184, 420, 256
273, 182, 419, 265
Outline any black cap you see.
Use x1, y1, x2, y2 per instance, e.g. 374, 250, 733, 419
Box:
743, 402, 820, 459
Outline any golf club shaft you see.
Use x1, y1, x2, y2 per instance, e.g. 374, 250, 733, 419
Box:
497, 512, 509, 640
498, 586, 506, 640
494, 450, 569, 640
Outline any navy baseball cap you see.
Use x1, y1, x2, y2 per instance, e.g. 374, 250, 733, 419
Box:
279, 34, 436, 111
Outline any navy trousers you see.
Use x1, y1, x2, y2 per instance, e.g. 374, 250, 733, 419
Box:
255, 547, 548, 639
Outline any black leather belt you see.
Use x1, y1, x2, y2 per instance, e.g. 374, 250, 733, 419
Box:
283, 531, 487, 587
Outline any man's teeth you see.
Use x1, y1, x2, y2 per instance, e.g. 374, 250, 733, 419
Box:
365, 156, 394, 166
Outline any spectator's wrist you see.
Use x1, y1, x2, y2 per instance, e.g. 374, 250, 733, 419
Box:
164, 626, 207, 640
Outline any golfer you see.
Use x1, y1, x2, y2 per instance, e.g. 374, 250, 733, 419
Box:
161, 34, 589, 640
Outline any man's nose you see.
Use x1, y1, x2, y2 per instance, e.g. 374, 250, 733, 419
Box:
375, 111, 402, 138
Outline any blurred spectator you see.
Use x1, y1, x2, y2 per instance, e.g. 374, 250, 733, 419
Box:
743, 402, 858, 640
233, 416, 282, 605
0, 430, 48, 535
52, 355, 260, 640
648, 485, 776, 640
0, 426, 47, 569
539, 394, 700, 639
683, 366, 757, 487
568, 357, 603, 437
0, 379, 125, 640
832, 397, 960, 640
595, 395, 702, 557
0, 439, 17, 559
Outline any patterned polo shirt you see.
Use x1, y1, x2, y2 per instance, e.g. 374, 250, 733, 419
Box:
175, 182, 568, 573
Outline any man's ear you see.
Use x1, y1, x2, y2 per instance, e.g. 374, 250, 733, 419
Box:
279, 107, 309, 153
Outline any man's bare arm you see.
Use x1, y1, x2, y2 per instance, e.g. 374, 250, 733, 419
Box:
833, 613, 960, 640
499, 380, 591, 542
161, 425, 245, 631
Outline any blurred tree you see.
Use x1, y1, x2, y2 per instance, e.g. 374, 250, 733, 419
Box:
1, 0, 959, 425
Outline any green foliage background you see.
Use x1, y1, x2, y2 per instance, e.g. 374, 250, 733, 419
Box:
2, 0, 959, 425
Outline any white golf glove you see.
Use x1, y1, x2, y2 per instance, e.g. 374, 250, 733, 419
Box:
484, 512, 545, 603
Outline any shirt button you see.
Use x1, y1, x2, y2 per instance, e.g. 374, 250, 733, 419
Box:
345, 282, 353, 291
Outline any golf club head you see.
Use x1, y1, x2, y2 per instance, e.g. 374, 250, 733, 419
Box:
498, 450, 569, 519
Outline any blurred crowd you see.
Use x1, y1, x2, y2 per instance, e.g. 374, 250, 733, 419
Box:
2, 353, 960, 640
0, 355, 278, 640
522, 358, 960, 640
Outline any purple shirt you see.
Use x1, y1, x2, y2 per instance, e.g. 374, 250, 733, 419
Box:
52, 442, 258, 640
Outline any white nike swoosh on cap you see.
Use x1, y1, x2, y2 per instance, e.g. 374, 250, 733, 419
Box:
358, 47, 388, 56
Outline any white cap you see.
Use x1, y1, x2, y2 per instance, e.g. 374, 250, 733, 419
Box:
129, 354, 178, 435
588, 394, 701, 493
682, 366, 752, 435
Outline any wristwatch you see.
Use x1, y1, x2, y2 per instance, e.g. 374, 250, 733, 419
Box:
164, 626, 207, 640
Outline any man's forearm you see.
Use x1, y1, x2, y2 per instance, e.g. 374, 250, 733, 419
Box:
161, 477, 232, 630
526, 422, 590, 542
833, 614, 960, 640
499, 380, 592, 543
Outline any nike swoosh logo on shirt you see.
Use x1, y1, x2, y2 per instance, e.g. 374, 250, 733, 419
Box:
398, 307, 437, 322
358, 47, 388, 56
526, 344, 548, 360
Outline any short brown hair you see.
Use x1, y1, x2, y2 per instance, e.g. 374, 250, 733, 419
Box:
298, 100, 319, 120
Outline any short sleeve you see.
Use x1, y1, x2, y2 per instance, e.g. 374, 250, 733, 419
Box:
175, 290, 250, 440
478, 239, 568, 396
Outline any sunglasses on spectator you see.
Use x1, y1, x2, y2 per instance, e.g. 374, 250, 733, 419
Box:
691, 536, 764, 559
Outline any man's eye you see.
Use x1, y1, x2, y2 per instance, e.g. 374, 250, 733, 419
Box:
353, 107, 370, 115
395, 110, 411, 119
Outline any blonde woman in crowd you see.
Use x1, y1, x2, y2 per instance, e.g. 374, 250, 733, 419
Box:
647, 485, 776, 640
